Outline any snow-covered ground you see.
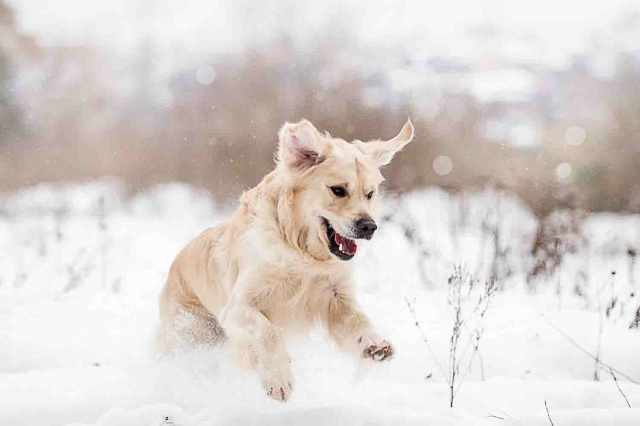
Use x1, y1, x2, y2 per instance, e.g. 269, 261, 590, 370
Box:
1, 181, 639, 425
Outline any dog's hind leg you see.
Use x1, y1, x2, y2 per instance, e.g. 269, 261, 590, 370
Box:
158, 299, 226, 353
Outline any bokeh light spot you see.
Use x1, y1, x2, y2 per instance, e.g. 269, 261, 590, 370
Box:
555, 162, 572, 181
565, 126, 586, 146
196, 65, 217, 85
433, 155, 453, 176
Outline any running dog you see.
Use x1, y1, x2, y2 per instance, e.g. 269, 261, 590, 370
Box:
158, 118, 414, 401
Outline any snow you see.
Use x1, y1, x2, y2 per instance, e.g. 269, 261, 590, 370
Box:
1, 181, 640, 425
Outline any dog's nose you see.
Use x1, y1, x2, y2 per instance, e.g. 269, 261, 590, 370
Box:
355, 217, 377, 239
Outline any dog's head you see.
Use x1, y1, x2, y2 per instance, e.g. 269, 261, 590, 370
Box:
274, 119, 414, 262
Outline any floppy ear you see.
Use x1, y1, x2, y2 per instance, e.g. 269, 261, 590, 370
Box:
278, 119, 326, 169
355, 118, 414, 167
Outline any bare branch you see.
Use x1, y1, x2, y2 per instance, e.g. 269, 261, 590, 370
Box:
544, 400, 554, 426
453, 331, 482, 397
610, 367, 632, 408
542, 315, 638, 384
404, 297, 448, 383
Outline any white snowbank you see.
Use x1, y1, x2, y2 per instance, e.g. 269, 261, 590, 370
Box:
1, 181, 639, 425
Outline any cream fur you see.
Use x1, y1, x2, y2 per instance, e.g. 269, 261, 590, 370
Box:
158, 118, 414, 401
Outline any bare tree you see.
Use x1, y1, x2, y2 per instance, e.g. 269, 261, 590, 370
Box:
407, 266, 497, 408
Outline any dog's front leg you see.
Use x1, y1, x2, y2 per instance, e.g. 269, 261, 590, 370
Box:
326, 291, 393, 362
220, 299, 293, 402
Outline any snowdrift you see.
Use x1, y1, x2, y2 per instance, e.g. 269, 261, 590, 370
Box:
1, 182, 639, 425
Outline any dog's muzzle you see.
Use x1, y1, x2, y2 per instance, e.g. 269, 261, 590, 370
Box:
322, 218, 357, 261
355, 217, 377, 240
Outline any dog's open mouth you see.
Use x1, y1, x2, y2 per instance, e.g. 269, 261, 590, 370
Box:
322, 218, 357, 261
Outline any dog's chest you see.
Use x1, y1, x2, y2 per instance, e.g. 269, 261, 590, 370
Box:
259, 272, 348, 324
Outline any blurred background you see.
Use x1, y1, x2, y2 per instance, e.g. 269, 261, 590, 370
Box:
1, 0, 640, 213
2, 4, 640, 422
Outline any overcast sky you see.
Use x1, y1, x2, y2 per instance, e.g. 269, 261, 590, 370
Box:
7, 0, 640, 86
9, 2, 638, 48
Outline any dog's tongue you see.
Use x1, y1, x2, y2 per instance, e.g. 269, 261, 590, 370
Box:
334, 232, 357, 255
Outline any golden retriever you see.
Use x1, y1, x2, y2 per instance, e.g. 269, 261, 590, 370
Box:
158, 118, 414, 401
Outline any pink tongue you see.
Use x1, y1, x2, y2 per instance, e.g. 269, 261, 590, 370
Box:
344, 238, 357, 254
334, 233, 357, 255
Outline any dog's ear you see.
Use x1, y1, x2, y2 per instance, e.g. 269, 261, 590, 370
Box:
355, 118, 414, 167
278, 119, 325, 169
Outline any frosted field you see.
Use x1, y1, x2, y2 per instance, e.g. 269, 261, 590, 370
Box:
1, 181, 640, 425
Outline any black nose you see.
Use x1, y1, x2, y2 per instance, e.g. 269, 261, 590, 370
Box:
355, 217, 377, 239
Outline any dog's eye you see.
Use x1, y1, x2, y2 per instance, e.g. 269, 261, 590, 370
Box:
367, 191, 374, 200
330, 186, 347, 197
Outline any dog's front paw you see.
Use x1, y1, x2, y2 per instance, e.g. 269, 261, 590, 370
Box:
261, 370, 293, 402
363, 340, 394, 361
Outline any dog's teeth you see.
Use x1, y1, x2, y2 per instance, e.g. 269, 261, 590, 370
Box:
339, 242, 344, 252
